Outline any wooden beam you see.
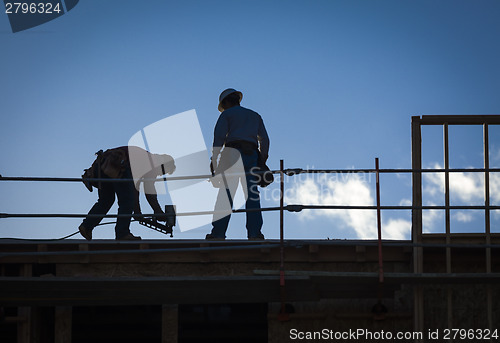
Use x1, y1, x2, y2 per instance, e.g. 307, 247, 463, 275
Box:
0, 276, 315, 306
0, 240, 412, 264
420, 115, 500, 125
162, 305, 178, 343
2, 273, 499, 307
17, 264, 32, 343
55, 307, 72, 343
411, 115, 424, 341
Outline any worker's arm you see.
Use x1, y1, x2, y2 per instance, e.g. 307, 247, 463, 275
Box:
146, 194, 167, 221
142, 172, 167, 221
258, 116, 270, 162
211, 113, 228, 165
133, 189, 143, 220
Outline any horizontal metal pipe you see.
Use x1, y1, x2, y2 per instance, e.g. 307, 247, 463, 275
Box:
0, 207, 282, 219
2, 204, 500, 220
285, 168, 500, 174
2, 167, 500, 183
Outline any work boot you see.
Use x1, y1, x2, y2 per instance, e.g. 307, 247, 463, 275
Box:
205, 234, 225, 241
248, 233, 265, 241
117, 233, 142, 241
79, 224, 92, 241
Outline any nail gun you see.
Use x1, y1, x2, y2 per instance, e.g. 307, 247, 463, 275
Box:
138, 205, 176, 237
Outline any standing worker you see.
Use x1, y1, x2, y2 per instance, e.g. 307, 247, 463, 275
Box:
206, 88, 270, 240
79, 146, 176, 240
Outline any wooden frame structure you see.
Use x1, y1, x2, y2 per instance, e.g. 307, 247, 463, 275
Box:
411, 115, 500, 336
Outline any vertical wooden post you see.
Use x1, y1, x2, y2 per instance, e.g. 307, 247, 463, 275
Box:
17, 264, 32, 343
17, 309, 31, 343
55, 306, 72, 343
483, 124, 493, 330
443, 123, 453, 330
411, 116, 424, 341
162, 304, 178, 343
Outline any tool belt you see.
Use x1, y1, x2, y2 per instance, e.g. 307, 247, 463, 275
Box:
81, 148, 129, 192
255, 151, 274, 188
225, 140, 273, 188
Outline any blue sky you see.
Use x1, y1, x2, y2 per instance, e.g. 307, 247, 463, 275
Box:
1, 0, 500, 240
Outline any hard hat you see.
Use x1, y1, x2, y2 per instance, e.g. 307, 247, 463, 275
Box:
218, 88, 243, 112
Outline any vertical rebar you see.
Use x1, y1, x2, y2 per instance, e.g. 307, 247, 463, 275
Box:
278, 159, 288, 321
376, 158, 384, 285
280, 159, 285, 285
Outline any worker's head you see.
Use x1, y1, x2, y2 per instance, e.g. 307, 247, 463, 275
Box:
218, 88, 242, 112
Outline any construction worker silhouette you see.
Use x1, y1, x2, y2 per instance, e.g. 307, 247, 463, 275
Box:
207, 89, 270, 240
79, 146, 175, 240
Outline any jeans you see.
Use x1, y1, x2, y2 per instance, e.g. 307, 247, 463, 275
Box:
81, 168, 135, 239
210, 149, 263, 238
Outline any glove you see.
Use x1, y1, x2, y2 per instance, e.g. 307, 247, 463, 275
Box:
154, 210, 167, 222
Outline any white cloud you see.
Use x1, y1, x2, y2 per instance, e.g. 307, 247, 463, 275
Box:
420, 162, 500, 232
424, 163, 484, 204
286, 174, 410, 239
383, 219, 410, 240
422, 206, 444, 233
423, 170, 444, 198
490, 173, 500, 204
400, 199, 412, 206
491, 146, 500, 165
285, 161, 497, 238
455, 211, 473, 223
449, 173, 484, 203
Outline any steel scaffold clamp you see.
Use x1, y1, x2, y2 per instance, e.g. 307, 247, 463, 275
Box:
284, 168, 302, 176
286, 205, 303, 212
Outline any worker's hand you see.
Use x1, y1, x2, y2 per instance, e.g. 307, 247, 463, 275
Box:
154, 210, 167, 222
210, 157, 216, 175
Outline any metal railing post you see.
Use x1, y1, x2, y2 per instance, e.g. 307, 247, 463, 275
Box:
278, 159, 289, 321
376, 158, 384, 285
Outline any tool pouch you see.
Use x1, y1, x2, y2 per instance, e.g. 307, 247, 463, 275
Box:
100, 148, 128, 179
254, 151, 274, 188
81, 150, 104, 192
81, 148, 129, 192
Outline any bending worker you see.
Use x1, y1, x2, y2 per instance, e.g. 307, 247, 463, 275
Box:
79, 146, 176, 240
206, 88, 270, 240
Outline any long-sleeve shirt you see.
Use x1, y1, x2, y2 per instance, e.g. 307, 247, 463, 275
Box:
212, 105, 270, 161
